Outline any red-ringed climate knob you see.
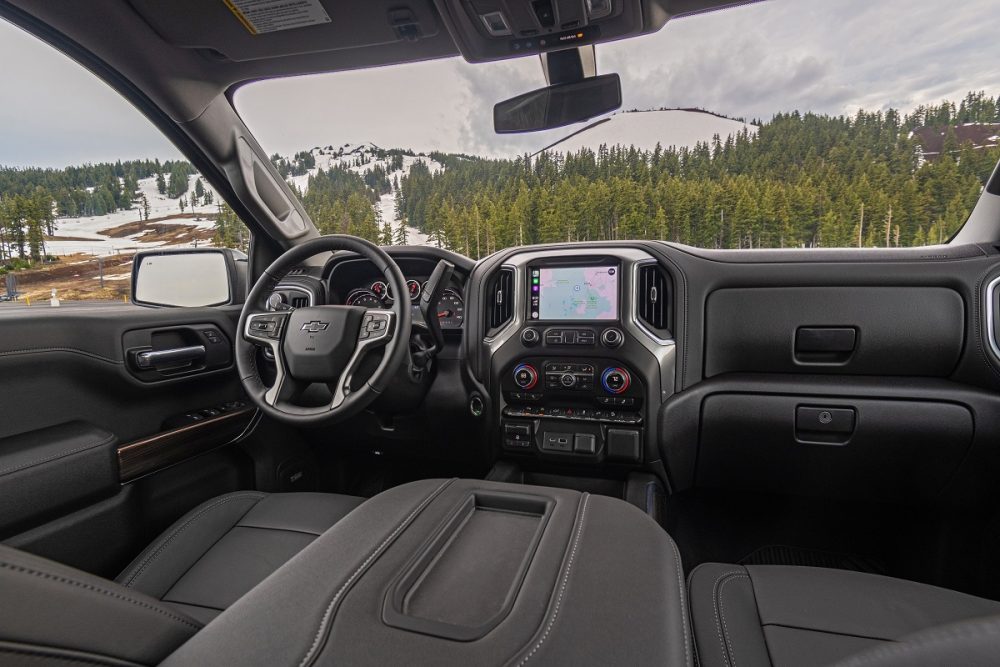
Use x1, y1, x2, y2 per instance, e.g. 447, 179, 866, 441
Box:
601, 367, 631, 394
513, 363, 539, 390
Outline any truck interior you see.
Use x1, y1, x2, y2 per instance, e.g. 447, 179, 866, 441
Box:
2, 0, 1000, 665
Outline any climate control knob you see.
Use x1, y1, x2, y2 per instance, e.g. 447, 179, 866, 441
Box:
559, 373, 577, 388
601, 367, 631, 394
513, 363, 539, 390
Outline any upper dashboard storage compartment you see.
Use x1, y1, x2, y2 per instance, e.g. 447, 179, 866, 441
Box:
704, 286, 964, 377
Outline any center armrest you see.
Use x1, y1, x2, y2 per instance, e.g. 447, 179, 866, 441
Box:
162, 479, 691, 666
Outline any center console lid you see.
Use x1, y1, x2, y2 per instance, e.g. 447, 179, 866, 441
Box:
163, 479, 691, 666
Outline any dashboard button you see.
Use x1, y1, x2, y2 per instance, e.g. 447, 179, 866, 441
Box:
601, 328, 624, 348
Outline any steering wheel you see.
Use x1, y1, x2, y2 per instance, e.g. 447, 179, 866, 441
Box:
236, 235, 412, 426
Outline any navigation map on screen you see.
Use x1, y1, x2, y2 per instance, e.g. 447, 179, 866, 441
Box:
532, 266, 618, 320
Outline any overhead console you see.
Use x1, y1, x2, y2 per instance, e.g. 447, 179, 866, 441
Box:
469, 247, 676, 471
434, 0, 646, 61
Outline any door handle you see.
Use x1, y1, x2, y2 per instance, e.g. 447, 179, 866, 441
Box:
134, 345, 206, 370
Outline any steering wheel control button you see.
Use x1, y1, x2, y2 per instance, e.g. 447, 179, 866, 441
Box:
601, 328, 624, 348
521, 327, 540, 345
601, 367, 631, 394
360, 312, 391, 340
513, 363, 539, 390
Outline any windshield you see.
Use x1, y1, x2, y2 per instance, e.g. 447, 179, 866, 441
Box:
235, 0, 1000, 255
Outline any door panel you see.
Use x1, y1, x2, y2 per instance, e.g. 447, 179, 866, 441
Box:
0, 304, 256, 572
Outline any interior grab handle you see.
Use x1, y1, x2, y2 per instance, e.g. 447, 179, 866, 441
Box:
134, 345, 206, 370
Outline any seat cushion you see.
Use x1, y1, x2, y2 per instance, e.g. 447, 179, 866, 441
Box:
117, 491, 364, 623
0, 543, 201, 666
688, 563, 1000, 667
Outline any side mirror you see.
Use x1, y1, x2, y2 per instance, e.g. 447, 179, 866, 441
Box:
494, 73, 622, 134
131, 248, 246, 308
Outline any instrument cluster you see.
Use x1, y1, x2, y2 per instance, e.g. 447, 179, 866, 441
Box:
345, 279, 465, 330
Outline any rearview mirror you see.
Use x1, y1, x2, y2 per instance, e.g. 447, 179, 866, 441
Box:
494, 73, 622, 134
132, 248, 246, 307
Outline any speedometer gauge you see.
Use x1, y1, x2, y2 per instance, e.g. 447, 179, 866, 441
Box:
406, 279, 421, 300
435, 289, 465, 329
346, 289, 382, 308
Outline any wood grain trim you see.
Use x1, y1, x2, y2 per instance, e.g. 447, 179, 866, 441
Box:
117, 408, 255, 482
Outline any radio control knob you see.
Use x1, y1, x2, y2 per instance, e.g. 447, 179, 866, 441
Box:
513, 364, 539, 390
521, 328, 540, 346
559, 373, 577, 388
601, 327, 624, 348
601, 367, 631, 395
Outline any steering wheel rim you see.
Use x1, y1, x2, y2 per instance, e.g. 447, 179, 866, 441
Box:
236, 235, 412, 426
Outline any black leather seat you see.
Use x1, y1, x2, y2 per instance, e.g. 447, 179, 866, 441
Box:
115, 491, 364, 623
0, 491, 362, 665
688, 563, 1000, 667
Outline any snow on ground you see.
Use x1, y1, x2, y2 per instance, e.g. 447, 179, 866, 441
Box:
541, 109, 757, 155
48, 173, 219, 256
290, 142, 441, 247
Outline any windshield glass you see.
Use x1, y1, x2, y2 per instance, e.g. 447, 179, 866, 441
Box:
235, 0, 1000, 255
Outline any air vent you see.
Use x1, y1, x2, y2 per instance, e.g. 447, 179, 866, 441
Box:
636, 263, 670, 334
290, 295, 309, 309
487, 267, 515, 334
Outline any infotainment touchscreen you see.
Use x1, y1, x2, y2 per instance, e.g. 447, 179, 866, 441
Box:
530, 265, 618, 320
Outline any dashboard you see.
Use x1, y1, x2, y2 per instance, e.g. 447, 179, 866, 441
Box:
254, 239, 1000, 514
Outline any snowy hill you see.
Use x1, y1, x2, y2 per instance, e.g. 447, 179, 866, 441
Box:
284, 142, 444, 246
48, 173, 220, 257
46, 109, 753, 260
539, 109, 757, 155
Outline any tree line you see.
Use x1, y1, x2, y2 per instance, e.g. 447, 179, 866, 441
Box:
389, 91, 1000, 257
0, 158, 200, 263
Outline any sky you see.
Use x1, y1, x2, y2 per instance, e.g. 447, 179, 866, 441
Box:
2, 0, 1000, 167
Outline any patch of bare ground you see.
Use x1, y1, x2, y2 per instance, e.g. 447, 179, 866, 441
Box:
6, 253, 136, 303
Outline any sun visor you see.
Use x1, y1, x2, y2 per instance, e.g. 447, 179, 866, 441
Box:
127, 0, 441, 62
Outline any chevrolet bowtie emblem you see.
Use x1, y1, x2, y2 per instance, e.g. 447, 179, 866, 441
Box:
300, 321, 329, 333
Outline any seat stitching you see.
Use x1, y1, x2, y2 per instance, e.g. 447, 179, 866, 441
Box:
297, 479, 454, 667
0, 433, 116, 477
119, 491, 266, 588
0, 561, 200, 631
718, 573, 750, 667
711, 570, 747, 667
668, 537, 693, 666
513, 493, 590, 667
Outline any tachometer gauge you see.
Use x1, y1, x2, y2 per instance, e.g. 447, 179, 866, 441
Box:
435, 289, 465, 329
406, 279, 421, 301
346, 289, 383, 308
370, 281, 390, 301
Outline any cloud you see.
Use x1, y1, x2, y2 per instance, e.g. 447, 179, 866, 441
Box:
3, 0, 1000, 167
